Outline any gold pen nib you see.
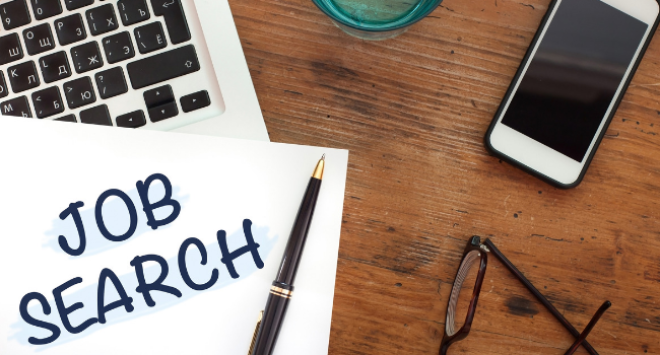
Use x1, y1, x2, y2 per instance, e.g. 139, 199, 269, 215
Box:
312, 155, 325, 180
248, 311, 264, 355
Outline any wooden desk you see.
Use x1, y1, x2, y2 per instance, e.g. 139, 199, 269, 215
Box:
231, 0, 660, 353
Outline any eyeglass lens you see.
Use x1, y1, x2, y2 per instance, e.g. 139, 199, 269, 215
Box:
445, 249, 482, 337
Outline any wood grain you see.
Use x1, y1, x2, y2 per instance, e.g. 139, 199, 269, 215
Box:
229, 0, 660, 353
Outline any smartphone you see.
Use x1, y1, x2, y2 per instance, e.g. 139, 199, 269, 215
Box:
485, 0, 660, 188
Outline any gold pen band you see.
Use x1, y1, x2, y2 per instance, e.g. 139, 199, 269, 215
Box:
270, 285, 293, 299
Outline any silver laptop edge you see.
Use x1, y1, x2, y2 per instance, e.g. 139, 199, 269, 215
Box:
176, 0, 269, 142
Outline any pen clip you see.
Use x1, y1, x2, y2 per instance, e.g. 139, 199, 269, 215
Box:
248, 310, 264, 355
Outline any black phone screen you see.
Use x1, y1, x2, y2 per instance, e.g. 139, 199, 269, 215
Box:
501, 0, 648, 162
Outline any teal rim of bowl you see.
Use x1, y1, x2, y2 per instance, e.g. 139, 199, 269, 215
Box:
311, 0, 443, 33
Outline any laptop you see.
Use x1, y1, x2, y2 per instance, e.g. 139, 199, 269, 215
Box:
0, 0, 270, 142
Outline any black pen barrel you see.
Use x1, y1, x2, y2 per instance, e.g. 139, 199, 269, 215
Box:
275, 177, 322, 285
250, 282, 293, 355
249, 157, 324, 355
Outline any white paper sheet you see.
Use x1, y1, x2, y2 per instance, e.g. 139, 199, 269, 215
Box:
0, 118, 348, 355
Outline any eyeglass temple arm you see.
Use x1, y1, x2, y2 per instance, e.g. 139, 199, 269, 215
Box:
482, 239, 602, 355
564, 301, 612, 355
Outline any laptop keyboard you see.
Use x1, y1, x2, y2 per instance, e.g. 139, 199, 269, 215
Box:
0, 0, 224, 129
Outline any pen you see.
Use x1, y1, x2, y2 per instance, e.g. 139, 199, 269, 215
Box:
248, 155, 326, 355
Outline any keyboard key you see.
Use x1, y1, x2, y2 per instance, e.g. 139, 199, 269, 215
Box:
148, 101, 178, 122
0, 33, 24, 65
71, 42, 103, 73
23, 23, 55, 55
0, 72, 7, 99
143, 84, 173, 107
54, 113, 76, 122
1, 96, 32, 117
95, 67, 128, 99
40, 51, 72, 83
118, 0, 149, 26
127, 45, 200, 89
103, 31, 135, 64
181, 90, 210, 113
80, 104, 112, 125
86, 4, 118, 36
8, 61, 40, 93
55, 13, 86, 45
63, 76, 95, 108
144, 85, 176, 122
32, 86, 64, 118
134, 22, 166, 54
64, 0, 93, 11
30, 0, 62, 20
151, 0, 189, 44
116, 110, 146, 128
0, 0, 31, 30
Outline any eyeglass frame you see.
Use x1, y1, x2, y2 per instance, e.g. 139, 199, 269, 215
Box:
440, 236, 610, 355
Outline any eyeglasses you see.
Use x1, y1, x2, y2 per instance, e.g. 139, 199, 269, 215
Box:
440, 236, 611, 355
